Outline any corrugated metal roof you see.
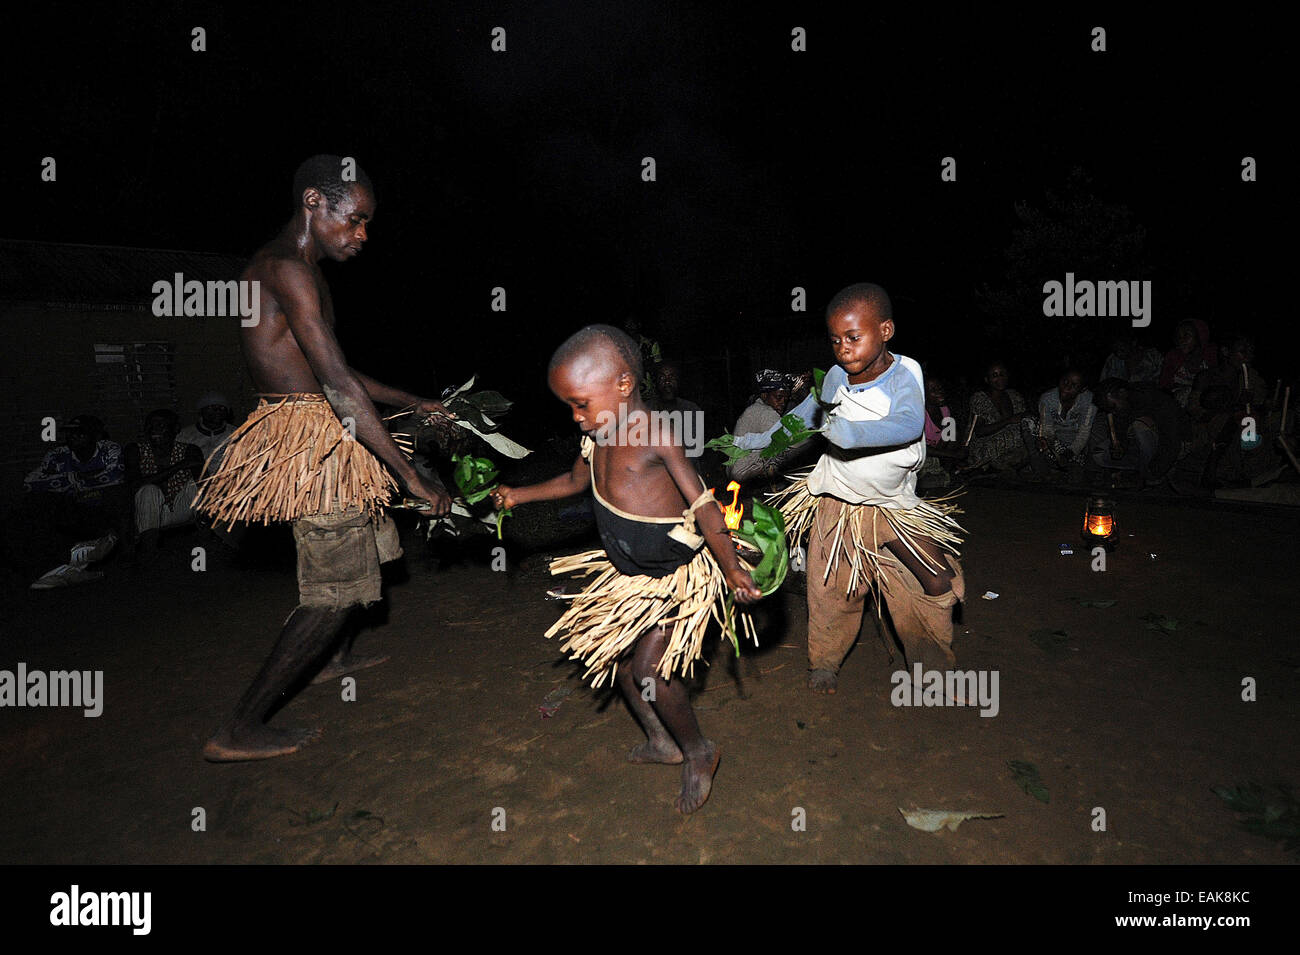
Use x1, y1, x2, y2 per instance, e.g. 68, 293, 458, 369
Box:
0, 239, 248, 309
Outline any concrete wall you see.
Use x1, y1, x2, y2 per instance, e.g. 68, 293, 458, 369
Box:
1, 305, 253, 495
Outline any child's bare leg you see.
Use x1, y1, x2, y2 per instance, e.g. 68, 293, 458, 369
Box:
628, 626, 721, 814
615, 638, 683, 764
884, 536, 954, 596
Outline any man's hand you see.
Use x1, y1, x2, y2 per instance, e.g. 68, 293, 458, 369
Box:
416, 397, 456, 419
725, 565, 762, 604
407, 473, 452, 516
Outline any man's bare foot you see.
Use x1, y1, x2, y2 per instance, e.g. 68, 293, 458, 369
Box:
629, 738, 684, 764
309, 653, 390, 686
202, 725, 322, 762
808, 669, 838, 694
675, 742, 721, 814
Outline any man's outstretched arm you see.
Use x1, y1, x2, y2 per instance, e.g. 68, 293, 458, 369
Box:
351, 368, 451, 417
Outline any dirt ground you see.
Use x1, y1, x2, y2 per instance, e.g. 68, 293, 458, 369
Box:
2, 486, 1297, 865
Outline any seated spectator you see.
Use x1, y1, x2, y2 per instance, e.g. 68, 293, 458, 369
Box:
1160, 319, 1217, 408
1021, 369, 1096, 483
919, 376, 965, 489
25, 414, 124, 498
729, 369, 799, 485
1091, 378, 1186, 489
1099, 334, 1162, 384
177, 392, 235, 476
1192, 336, 1273, 487
124, 409, 204, 553
19, 414, 127, 587
960, 361, 1030, 472
652, 361, 702, 417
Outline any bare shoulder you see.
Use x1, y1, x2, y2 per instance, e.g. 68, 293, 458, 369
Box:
246, 246, 314, 293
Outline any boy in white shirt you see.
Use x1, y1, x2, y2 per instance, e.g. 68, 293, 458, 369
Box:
738, 284, 965, 693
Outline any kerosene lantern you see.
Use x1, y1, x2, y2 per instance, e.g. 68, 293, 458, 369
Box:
1081, 494, 1117, 549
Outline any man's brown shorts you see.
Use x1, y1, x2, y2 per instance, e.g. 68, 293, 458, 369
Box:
292, 507, 402, 611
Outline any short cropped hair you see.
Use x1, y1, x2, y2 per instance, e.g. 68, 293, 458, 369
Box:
292, 155, 373, 209
1228, 336, 1255, 361
549, 324, 643, 381
145, 408, 179, 430
826, 283, 893, 322
1094, 377, 1128, 406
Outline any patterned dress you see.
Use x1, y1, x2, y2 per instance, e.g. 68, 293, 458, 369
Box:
965, 389, 1027, 469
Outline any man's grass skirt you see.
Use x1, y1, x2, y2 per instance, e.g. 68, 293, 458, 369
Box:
768, 469, 965, 601
194, 394, 399, 529
546, 548, 758, 688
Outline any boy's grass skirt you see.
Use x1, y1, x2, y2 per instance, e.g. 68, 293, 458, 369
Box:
768, 469, 965, 601
546, 547, 758, 688
194, 394, 399, 529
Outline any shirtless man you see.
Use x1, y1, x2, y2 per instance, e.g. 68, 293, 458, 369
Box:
202, 155, 451, 761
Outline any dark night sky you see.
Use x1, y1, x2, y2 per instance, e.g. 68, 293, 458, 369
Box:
4, 4, 1287, 411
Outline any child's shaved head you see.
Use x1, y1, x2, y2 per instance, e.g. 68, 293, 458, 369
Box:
826, 283, 893, 323
549, 324, 643, 381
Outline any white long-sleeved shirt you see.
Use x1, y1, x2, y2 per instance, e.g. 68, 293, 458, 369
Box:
735, 356, 926, 507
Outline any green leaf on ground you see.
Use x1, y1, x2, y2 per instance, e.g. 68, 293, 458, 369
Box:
1029, 628, 1070, 658
1213, 783, 1300, 854
1009, 761, 1050, 804
1141, 612, 1179, 632
296, 803, 339, 825
1068, 597, 1117, 608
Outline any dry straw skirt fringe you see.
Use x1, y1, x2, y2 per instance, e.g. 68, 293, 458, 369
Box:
546, 547, 758, 688
767, 469, 966, 600
194, 394, 399, 528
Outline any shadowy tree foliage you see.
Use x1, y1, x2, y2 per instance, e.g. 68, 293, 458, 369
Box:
976, 168, 1150, 383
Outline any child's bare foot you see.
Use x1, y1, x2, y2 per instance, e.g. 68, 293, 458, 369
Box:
808, 669, 838, 694
629, 739, 684, 764
202, 725, 322, 762
675, 742, 721, 814
309, 652, 389, 686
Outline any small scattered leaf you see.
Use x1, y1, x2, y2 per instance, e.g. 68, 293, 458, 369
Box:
1029, 628, 1070, 658
899, 808, 1005, 832
1140, 612, 1179, 632
1009, 761, 1050, 804
1214, 783, 1300, 854
302, 803, 339, 825
1068, 597, 1116, 608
